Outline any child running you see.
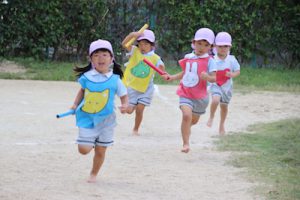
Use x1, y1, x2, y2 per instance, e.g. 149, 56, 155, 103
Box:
163, 28, 217, 153
122, 29, 165, 136
206, 32, 240, 135
71, 39, 128, 183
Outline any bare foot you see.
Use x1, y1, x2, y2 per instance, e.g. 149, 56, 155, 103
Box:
87, 175, 97, 183
219, 126, 225, 136
207, 118, 213, 127
132, 130, 140, 136
181, 145, 190, 153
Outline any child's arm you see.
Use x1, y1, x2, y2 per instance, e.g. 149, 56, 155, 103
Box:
226, 70, 240, 78
162, 71, 184, 81
119, 95, 129, 114
71, 88, 84, 110
116, 78, 128, 114
200, 71, 216, 83
121, 32, 143, 52
202, 57, 217, 83
158, 64, 165, 72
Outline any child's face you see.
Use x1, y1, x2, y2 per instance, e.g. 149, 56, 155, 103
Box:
216, 45, 231, 57
193, 40, 211, 56
138, 40, 152, 54
91, 50, 113, 73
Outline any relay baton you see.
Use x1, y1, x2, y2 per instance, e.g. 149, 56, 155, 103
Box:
125, 24, 149, 48
143, 58, 167, 76
56, 109, 75, 118
216, 68, 230, 86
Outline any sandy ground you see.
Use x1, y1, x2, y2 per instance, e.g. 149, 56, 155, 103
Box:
0, 79, 299, 200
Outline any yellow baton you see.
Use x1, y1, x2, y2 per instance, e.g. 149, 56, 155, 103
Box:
125, 24, 149, 48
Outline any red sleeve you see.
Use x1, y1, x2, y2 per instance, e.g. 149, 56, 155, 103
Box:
178, 58, 187, 70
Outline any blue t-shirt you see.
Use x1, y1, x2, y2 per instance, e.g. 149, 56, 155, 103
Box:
75, 69, 127, 128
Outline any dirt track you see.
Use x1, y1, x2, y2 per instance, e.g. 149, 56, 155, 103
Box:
1, 79, 299, 200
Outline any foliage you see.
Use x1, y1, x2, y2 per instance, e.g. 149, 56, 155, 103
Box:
0, 0, 299, 68
0, 0, 106, 60
155, 0, 300, 68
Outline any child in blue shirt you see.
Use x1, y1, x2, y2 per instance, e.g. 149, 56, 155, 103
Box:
71, 39, 128, 182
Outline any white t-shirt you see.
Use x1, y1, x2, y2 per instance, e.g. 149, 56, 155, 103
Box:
213, 54, 240, 89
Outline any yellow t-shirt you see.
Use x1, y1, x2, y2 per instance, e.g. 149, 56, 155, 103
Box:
123, 47, 160, 93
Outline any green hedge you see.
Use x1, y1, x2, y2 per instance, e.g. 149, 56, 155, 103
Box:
0, 0, 299, 68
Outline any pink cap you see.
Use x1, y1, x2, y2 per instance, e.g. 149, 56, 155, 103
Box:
137, 29, 155, 43
89, 39, 114, 56
193, 28, 215, 45
215, 32, 232, 46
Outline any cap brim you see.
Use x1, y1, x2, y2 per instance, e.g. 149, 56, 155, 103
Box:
215, 42, 232, 46
137, 37, 154, 43
194, 37, 213, 44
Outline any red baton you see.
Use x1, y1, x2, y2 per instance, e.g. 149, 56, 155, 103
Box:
143, 58, 166, 76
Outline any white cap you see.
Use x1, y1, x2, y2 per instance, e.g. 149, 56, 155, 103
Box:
137, 29, 155, 43
89, 39, 114, 56
193, 28, 215, 45
215, 32, 232, 46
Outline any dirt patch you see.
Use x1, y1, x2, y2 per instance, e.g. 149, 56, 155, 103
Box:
0, 60, 26, 73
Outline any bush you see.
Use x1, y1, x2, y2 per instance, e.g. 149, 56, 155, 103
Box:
0, 0, 299, 68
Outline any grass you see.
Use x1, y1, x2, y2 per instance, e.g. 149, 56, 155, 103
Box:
153, 59, 181, 85
215, 119, 300, 200
1, 57, 300, 92
156, 63, 300, 92
0, 57, 76, 81
234, 66, 300, 92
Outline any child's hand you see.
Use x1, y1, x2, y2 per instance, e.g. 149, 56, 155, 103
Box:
162, 73, 172, 81
226, 71, 232, 78
70, 104, 78, 110
200, 71, 209, 80
118, 104, 128, 114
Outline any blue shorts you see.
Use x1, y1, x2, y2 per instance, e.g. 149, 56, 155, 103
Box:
76, 113, 116, 147
127, 85, 154, 106
179, 96, 209, 115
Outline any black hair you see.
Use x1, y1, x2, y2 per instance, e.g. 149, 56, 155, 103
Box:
73, 63, 92, 78
73, 48, 124, 79
112, 60, 124, 79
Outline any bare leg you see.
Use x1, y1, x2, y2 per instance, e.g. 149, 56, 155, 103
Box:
191, 113, 200, 126
219, 103, 228, 135
126, 105, 138, 135
88, 146, 107, 183
126, 105, 135, 114
132, 104, 145, 136
180, 106, 193, 153
207, 95, 221, 127
78, 144, 94, 155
